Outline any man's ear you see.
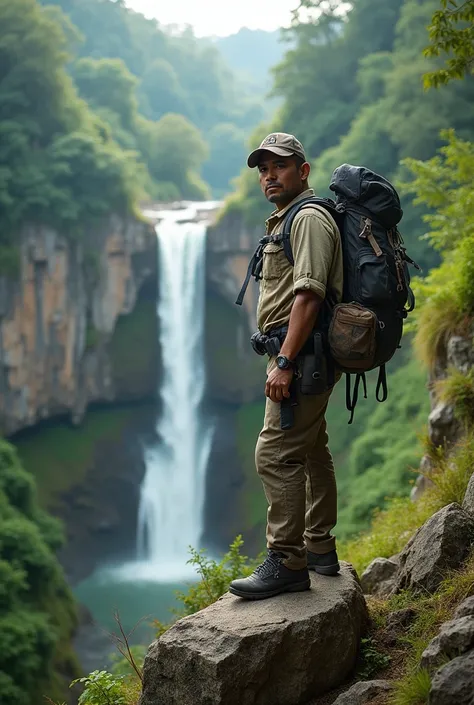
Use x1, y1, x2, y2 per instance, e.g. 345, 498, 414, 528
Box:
300, 161, 311, 181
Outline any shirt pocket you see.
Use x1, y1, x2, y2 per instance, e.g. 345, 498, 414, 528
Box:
262, 242, 285, 280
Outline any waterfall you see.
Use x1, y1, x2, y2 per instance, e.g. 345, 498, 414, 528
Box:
135, 204, 214, 579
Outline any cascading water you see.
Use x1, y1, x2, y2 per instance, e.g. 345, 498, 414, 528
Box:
135, 203, 215, 579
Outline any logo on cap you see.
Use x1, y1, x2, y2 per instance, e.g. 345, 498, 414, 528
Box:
264, 135, 277, 145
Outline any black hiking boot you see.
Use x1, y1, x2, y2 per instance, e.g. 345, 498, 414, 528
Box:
229, 551, 310, 600
307, 549, 340, 576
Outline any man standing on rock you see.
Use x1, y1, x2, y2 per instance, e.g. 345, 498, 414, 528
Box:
229, 133, 343, 600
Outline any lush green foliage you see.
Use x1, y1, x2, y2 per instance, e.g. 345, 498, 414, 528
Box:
0, 439, 78, 705
424, 0, 474, 87
403, 130, 474, 367
336, 359, 430, 540
340, 432, 474, 575
39, 0, 268, 194
0, 0, 144, 255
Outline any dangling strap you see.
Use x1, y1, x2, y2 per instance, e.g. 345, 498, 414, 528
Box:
345, 372, 367, 425
235, 238, 269, 306
376, 364, 388, 402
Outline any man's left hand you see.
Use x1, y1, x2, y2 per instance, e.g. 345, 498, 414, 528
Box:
265, 366, 294, 403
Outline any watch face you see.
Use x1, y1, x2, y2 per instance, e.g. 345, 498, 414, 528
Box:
277, 356, 288, 369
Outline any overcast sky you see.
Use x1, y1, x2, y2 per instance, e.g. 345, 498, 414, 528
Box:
124, 0, 299, 37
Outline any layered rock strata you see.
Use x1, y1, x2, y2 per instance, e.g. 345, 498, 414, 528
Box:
0, 215, 156, 435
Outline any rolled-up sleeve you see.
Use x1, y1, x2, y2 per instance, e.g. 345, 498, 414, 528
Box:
291, 210, 337, 299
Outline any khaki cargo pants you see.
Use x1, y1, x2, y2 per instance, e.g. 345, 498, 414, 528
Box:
255, 367, 338, 570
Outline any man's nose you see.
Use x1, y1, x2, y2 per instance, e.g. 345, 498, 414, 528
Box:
265, 168, 278, 182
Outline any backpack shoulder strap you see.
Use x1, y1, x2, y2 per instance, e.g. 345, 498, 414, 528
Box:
279, 197, 341, 266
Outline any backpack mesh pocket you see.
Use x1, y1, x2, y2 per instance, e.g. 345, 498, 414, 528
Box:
328, 303, 377, 371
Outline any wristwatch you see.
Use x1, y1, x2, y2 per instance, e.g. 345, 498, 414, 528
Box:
276, 355, 295, 370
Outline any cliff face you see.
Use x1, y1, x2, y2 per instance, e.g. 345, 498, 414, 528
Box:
0, 215, 157, 435
205, 208, 265, 405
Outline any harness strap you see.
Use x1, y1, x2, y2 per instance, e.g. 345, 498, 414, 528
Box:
235, 237, 270, 306
346, 372, 368, 425
376, 364, 388, 403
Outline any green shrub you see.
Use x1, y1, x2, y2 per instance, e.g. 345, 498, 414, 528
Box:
436, 368, 474, 428
0, 439, 78, 705
71, 671, 128, 705
155, 535, 261, 635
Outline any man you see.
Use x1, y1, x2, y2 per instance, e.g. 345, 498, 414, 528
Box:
229, 132, 343, 600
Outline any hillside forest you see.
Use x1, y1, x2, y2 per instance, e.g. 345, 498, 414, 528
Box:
0, 0, 474, 704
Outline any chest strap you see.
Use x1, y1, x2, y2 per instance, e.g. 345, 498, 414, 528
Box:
235, 235, 272, 306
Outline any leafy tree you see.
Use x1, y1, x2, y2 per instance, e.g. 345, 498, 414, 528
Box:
73, 58, 139, 132
138, 58, 189, 121
424, 0, 474, 87
202, 123, 246, 195
146, 114, 210, 200
0, 440, 77, 705
0, 0, 141, 242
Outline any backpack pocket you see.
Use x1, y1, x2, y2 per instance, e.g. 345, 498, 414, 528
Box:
328, 303, 377, 372
357, 249, 392, 305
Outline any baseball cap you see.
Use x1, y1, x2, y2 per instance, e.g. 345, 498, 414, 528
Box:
247, 132, 306, 168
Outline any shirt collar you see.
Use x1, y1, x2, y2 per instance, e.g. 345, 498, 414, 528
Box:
265, 189, 315, 230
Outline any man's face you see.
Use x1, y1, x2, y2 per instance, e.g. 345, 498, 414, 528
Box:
257, 151, 308, 209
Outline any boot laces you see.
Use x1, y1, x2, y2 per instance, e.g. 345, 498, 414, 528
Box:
254, 552, 283, 579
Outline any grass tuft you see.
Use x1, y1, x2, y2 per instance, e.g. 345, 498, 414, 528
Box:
391, 669, 432, 705
340, 433, 474, 576
435, 367, 474, 428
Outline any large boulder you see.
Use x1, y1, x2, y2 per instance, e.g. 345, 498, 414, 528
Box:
429, 649, 474, 705
421, 616, 474, 672
463, 472, 474, 517
139, 565, 368, 705
360, 557, 398, 596
394, 503, 474, 594
455, 596, 474, 620
331, 680, 393, 705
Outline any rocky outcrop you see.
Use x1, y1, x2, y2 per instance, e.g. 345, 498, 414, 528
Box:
206, 206, 260, 332
412, 328, 474, 501
360, 557, 399, 596
429, 650, 474, 705
331, 680, 393, 705
394, 503, 474, 594
205, 206, 266, 404
463, 472, 474, 516
139, 565, 368, 705
0, 215, 157, 435
421, 615, 474, 672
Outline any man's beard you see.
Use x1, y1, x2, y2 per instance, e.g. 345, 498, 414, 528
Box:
266, 186, 297, 205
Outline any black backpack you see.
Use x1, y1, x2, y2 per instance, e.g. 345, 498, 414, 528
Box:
236, 164, 420, 422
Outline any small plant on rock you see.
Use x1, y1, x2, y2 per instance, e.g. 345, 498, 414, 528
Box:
155, 535, 261, 635
71, 671, 128, 705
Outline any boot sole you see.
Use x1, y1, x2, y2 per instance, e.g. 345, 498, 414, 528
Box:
229, 578, 311, 600
308, 563, 340, 576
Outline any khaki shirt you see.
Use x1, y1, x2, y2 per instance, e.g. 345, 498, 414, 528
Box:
257, 189, 343, 333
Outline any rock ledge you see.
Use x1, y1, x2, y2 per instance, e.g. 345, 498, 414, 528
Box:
139, 563, 367, 705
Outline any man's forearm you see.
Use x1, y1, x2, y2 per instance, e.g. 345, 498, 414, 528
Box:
279, 291, 322, 360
